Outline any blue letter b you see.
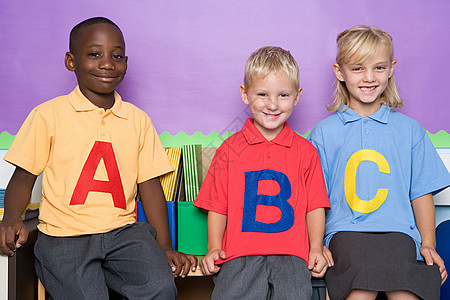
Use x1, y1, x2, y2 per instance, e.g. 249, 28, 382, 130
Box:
242, 169, 294, 233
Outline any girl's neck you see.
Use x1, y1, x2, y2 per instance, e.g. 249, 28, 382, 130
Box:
349, 101, 382, 117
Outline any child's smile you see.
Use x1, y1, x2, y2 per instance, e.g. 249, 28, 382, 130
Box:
65, 22, 128, 108
93, 73, 120, 82
240, 72, 301, 141
333, 44, 396, 116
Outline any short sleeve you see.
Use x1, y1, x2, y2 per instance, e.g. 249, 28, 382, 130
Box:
4, 108, 53, 175
137, 118, 173, 183
305, 148, 330, 212
308, 126, 330, 193
410, 131, 450, 199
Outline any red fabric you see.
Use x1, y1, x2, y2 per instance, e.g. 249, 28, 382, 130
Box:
194, 119, 329, 264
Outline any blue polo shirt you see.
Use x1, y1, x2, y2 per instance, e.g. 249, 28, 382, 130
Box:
309, 105, 450, 260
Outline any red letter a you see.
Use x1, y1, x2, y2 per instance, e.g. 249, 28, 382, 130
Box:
70, 141, 126, 209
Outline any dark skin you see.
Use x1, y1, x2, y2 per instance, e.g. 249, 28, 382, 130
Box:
139, 178, 197, 277
0, 167, 36, 256
0, 22, 197, 277
65, 22, 128, 109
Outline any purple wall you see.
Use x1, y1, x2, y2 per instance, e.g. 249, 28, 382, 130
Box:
1, 0, 449, 135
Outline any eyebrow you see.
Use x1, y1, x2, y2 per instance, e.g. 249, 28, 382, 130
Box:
87, 44, 125, 50
349, 60, 389, 66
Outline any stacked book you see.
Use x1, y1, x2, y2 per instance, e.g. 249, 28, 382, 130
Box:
181, 144, 202, 202
160, 147, 183, 202
0, 189, 4, 219
137, 144, 206, 251
0, 188, 39, 221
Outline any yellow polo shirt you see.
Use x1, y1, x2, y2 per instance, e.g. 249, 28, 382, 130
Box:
4, 86, 173, 236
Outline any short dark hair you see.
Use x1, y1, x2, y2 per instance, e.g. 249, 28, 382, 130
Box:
69, 17, 122, 53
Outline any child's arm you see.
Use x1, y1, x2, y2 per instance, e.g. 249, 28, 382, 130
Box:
0, 167, 37, 256
138, 177, 197, 277
199, 211, 227, 275
412, 193, 448, 284
306, 207, 329, 277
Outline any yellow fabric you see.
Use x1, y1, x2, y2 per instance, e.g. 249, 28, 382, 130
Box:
4, 86, 173, 236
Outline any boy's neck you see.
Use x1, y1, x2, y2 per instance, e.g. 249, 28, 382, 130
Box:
253, 120, 285, 141
79, 87, 116, 110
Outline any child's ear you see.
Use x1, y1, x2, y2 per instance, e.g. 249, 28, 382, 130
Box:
239, 85, 250, 105
65, 52, 76, 72
389, 60, 397, 78
294, 87, 302, 106
332, 63, 344, 82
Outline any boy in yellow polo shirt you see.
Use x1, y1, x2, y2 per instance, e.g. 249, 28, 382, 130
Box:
0, 17, 196, 299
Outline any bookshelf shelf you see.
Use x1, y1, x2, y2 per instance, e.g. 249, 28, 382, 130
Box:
0, 218, 39, 300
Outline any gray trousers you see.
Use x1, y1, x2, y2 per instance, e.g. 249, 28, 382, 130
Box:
212, 255, 312, 300
34, 222, 177, 300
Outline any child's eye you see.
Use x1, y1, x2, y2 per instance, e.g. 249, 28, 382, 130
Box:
375, 66, 386, 70
113, 54, 124, 59
352, 67, 362, 71
88, 52, 101, 58
257, 93, 267, 97
280, 94, 289, 98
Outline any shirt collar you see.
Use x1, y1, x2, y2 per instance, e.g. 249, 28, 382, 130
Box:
337, 104, 390, 125
242, 118, 294, 147
68, 86, 128, 119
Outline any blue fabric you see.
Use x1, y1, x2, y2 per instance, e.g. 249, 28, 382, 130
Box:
137, 201, 177, 249
436, 220, 450, 299
309, 105, 450, 260
242, 169, 294, 233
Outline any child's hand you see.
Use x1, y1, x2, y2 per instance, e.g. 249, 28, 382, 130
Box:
420, 246, 447, 285
199, 249, 226, 275
308, 247, 329, 278
0, 218, 29, 256
165, 249, 198, 278
322, 245, 334, 267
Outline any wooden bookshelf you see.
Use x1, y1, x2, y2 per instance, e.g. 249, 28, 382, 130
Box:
0, 217, 39, 300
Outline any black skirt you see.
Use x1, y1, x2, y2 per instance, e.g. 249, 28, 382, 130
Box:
325, 232, 441, 300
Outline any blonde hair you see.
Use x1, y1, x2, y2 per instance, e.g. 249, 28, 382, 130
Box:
244, 46, 299, 90
328, 25, 403, 112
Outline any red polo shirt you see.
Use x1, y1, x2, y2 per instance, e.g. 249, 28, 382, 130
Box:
194, 119, 329, 264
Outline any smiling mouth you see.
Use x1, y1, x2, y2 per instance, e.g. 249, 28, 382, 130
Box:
94, 75, 118, 82
360, 86, 376, 91
263, 112, 281, 118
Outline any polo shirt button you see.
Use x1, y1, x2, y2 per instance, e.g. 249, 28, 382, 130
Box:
365, 130, 369, 134
365, 143, 370, 147
266, 165, 270, 169
98, 110, 103, 115
267, 153, 271, 158
101, 120, 106, 125
266, 144, 270, 148
101, 132, 106, 136
363, 119, 368, 124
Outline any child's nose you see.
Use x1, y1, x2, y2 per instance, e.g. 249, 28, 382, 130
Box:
99, 56, 115, 70
363, 69, 375, 82
267, 97, 278, 110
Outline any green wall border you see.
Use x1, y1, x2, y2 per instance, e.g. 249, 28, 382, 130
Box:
1, 130, 449, 149
0, 132, 15, 149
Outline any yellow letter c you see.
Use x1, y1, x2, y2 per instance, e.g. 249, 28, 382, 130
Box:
344, 149, 390, 213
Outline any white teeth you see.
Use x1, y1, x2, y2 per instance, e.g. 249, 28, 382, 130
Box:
361, 87, 376, 91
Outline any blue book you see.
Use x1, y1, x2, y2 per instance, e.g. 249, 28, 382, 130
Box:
136, 201, 177, 250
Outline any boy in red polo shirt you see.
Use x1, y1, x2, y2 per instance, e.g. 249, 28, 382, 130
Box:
194, 46, 330, 299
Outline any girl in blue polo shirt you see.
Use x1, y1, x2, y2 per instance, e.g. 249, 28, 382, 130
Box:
309, 25, 450, 300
